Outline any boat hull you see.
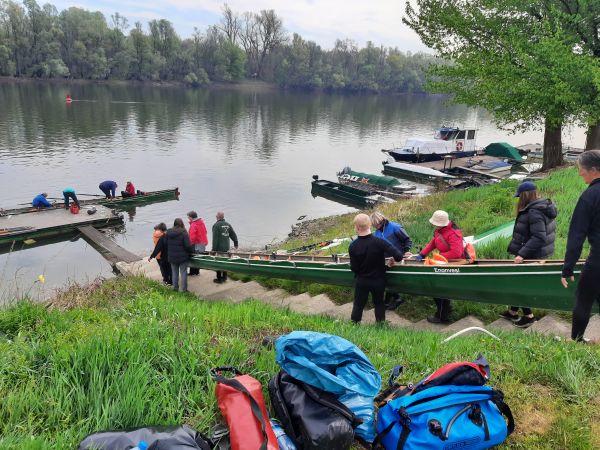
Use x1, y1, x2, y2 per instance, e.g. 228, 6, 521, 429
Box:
387, 150, 477, 163
311, 180, 380, 208
190, 254, 581, 311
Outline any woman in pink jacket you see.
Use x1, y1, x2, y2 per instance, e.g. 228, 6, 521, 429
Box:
187, 211, 208, 276
415, 210, 465, 323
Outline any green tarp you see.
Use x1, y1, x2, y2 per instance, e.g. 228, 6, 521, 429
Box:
484, 142, 523, 161
345, 170, 400, 187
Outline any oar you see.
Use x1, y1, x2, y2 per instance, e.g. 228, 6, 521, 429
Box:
76, 193, 105, 197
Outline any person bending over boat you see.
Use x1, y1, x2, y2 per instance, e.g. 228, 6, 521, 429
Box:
32, 192, 53, 209
188, 211, 208, 276
501, 181, 557, 328
349, 213, 403, 324
148, 222, 171, 285
62, 187, 80, 209
211, 211, 238, 283
562, 150, 600, 342
166, 218, 194, 292
370, 211, 413, 310
99, 180, 118, 199
415, 210, 464, 324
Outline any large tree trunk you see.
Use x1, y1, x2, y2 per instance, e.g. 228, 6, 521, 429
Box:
585, 122, 600, 150
542, 120, 563, 171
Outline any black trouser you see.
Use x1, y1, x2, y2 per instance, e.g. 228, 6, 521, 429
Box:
510, 306, 532, 315
189, 267, 200, 275
434, 298, 452, 320
63, 191, 79, 208
157, 258, 172, 284
121, 190, 134, 198
99, 186, 113, 198
216, 270, 228, 281
572, 267, 600, 341
351, 277, 386, 323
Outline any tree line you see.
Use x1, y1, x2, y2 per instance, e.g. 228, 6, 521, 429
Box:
0, 1, 437, 93
405, 0, 600, 169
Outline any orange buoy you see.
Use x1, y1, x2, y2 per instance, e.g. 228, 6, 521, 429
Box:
66, 94, 72, 103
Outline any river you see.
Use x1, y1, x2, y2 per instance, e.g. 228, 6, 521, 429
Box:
0, 81, 586, 300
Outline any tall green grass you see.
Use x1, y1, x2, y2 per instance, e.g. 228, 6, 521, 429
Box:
0, 277, 598, 449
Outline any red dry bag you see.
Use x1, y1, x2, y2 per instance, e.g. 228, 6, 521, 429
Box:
70, 204, 80, 214
211, 367, 279, 450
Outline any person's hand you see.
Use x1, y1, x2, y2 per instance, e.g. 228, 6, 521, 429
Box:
415, 254, 424, 262
386, 257, 396, 267
561, 276, 574, 288
404, 251, 413, 257
514, 256, 524, 264
147, 257, 152, 262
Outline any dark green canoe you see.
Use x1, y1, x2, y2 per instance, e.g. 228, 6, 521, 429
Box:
189, 252, 581, 311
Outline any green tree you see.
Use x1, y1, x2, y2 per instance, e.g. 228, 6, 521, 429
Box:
404, 0, 598, 169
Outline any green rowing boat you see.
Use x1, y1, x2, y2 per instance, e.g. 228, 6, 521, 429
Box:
1, 188, 180, 216
311, 177, 394, 208
189, 252, 581, 311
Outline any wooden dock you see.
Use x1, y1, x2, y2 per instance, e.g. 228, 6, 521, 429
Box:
78, 226, 141, 265
0, 205, 123, 247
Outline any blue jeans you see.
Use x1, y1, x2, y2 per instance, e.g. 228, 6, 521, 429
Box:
171, 261, 189, 292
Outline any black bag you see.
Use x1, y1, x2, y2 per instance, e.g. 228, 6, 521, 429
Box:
78, 424, 214, 450
268, 370, 362, 450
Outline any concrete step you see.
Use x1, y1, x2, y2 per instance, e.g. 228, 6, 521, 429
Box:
526, 314, 571, 338
188, 277, 242, 296
288, 294, 337, 315
442, 316, 485, 334
584, 314, 600, 341
278, 293, 313, 309
410, 318, 448, 332
254, 288, 289, 306
385, 311, 413, 328
487, 318, 520, 332
204, 281, 273, 303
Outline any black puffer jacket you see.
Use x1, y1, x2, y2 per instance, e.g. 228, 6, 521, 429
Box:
166, 228, 193, 264
508, 198, 558, 259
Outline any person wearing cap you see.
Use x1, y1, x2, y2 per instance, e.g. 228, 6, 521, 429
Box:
562, 150, 600, 342
32, 192, 53, 209
501, 181, 557, 328
415, 210, 465, 323
349, 213, 404, 324
370, 211, 413, 310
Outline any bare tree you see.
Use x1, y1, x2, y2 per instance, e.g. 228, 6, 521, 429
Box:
219, 3, 239, 44
239, 9, 286, 78
110, 12, 128, 32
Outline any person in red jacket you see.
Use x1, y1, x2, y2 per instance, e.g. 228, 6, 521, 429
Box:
415, 210, 465, 323
187, 210, 208, 275
121, 181, 136, 198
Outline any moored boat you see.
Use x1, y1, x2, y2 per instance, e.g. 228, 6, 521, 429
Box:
382, 127, 479, 162
311, 176, 395, 208
189, 252, 581, 311
382, 160, 456, 182
336, 166, 416, 196
1, 187, 180, 216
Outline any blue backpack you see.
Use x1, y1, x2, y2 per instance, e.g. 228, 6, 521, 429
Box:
375, 356, 514, 450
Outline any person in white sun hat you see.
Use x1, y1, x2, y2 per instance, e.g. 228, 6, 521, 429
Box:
415, 210, 465, 323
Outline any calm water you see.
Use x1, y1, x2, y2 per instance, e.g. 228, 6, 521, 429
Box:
0, 82, 586, 299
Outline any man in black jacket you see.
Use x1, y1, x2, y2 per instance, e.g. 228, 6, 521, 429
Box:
561, 150, 600, 342
349, 213, 404, 324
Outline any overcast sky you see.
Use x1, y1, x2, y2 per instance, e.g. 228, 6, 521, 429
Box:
48, 0, 431, 53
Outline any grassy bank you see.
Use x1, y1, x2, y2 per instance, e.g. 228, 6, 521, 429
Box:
0, 276, 598, 449
244, 166, 585, 321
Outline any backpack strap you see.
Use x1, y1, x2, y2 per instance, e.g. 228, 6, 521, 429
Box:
373, 407, 411, 449
212, 372, 269, 450
492, 390, 515, 435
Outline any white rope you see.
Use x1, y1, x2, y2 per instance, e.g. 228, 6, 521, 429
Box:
442, 327, 501, 343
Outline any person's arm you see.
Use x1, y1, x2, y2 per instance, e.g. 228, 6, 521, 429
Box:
562, 195, 592, 277
189, 223, 198, 244
41, 196, 52, 207
394, 225, 412, 253
518, 210, 546, 259
381, 238, 403, 262
420, 236, 436, 256
199, 220, 208, 245
229, 225, 238, 248
149, 236, 165, 259
349, 241, 359, 274
111, 185, 116, 197
211, 224, 217, 252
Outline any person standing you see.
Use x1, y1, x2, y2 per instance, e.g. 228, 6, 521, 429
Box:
166, 218, 193, 292
148, 222, 171, 285
501, 181, 557, 328
99, 180, 118, 199
62, 187, 80, 209
188, 211, 208, 276
370, 211, 413, 310
349, 213, 404, 324
32, 192, 53, 209
211, 211, 238, 283
562, 150, 600, 342
415, 210, 464, 324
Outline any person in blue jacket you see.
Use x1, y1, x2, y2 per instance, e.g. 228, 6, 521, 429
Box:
32, 192, 53, 209
98, 180, 118, 199
370, 211, 413, 310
